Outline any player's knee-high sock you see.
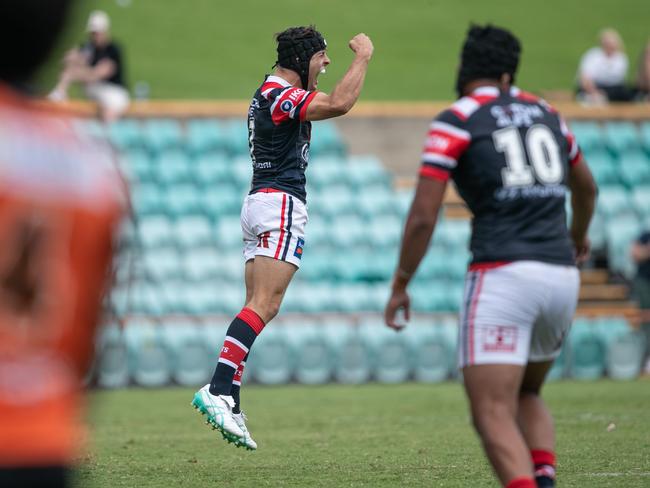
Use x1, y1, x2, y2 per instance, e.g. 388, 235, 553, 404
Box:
209, 308, 265, 396
505, 477, 536, 488
230, 353, 248, 414
531, 450, 556, 487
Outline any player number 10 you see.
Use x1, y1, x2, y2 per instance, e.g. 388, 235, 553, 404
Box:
493, 125, 563, 187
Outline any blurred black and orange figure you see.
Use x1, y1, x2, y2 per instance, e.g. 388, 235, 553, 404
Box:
0, 1, 124, 487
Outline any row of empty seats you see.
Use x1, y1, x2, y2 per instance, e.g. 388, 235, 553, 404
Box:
94, 316, 644, 388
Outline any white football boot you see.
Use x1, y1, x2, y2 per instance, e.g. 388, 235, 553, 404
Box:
191, 384, 244, 443
233, 411, 258, 450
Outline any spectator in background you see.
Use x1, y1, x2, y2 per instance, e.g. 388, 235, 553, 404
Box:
576, 28, 633, 104
630, 231, 650, 372
634, 39, 650, 101
49, 10, 130, 122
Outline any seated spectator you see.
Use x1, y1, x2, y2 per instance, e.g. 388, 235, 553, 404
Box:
630, 230, 650, 372
49, 10, 129, 121
635, 39, 650, 101
576, 28, 633, 104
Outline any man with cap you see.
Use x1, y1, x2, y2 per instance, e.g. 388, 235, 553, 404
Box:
192, 26, 373, 450
49, 10, 129, 122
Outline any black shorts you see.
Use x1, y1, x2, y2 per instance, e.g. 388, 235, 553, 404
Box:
0, 466, 69, 488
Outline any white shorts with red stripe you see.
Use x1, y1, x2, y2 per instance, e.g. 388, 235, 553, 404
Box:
458, 261, 580, 368
241, 191, 307, 268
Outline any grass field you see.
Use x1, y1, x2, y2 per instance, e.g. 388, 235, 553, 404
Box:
76, 380, 650, 487
40, 0, 650, 100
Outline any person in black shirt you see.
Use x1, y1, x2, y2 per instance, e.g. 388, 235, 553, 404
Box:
385, 25, 597, 488
49, 10, 129, 121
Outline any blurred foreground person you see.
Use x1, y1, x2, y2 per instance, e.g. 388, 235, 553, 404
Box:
385, 25, 597, 488
0, 1, 124, 486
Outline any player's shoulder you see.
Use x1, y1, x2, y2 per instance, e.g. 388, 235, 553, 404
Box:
260, 75, 295, 100
444, 86, 502, 123
509, 86, 557, 113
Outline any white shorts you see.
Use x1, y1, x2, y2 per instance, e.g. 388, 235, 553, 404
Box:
458, 261, 580, 368
241, 191, 308, 268
85, 82, 130, 115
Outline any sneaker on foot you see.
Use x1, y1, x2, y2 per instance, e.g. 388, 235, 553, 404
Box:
191, 384, 244, 442
233, 411, 257, 450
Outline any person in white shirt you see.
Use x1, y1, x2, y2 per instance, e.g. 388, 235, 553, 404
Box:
577, 28, 632, 103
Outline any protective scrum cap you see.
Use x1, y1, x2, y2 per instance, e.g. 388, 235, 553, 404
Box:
276, 26, 327, 89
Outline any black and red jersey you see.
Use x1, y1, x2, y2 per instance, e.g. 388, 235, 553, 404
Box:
420, 86, 582, 266
247, 75, 318, 203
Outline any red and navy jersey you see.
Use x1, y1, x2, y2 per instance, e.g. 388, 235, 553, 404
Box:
420, 86, 582, 266
247, 75, 318, 203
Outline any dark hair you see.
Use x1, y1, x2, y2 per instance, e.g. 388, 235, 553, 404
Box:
455, 24, 521, 97
275, 25, 327, 89
0, 0, 74, 85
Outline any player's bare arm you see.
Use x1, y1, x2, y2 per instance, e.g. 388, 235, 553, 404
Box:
568, 156, 598, 263
305, 33, 373, 121
385, 177, 446, 330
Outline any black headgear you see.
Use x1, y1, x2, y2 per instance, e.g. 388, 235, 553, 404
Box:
455, 24, 521, 98
275, 26, 327, 89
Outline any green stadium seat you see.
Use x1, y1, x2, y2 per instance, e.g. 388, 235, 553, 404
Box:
96, 324, 130, 388
367, 215, 402, 250
330, 215, 366, 247
404, 321, 453, 382
348, 156, 390, 188
165, 184, 204, 216
639, 121, 650, 153
606, 216, 641, 278
143, 247, 181, 282
212, 284, 245, 315
570, 121, 603, 154
186, 119, 229, 156
194, 155, 231, 187
131, 183, 164, 215
155, 150, 193, 186
183, 247, 222, 282
631, 186, 650, 218
285, 320, 333, 384
248, 327, 293, 384
360, 319, 412, 383
331, 253, 368, 282
309, 156, 349, 189
125, 320, 172, 387
225, 121, 250, 156
314, 187, 354, 218
332, 284, 373, 312
108, 119, 143, 150
618, 150, 650, 188
215, 216, 244, 250
202, 186, 244, 219
358, 191, 397, 218
324, 321, 373, 384
363, 251, 396, 282
74, 118, 107, 141
438, 317, 460, 377
137, 215, 174, 248
586, 151, 619, 185
161, 320, 212, 386
394, 189, 414, 217
174, 215, 214, 249
567, 319, 606, 380
587, 211, 607, 252
128, 282, 166, 316
120, 149, 153, 183
596, 317, 644, 380
410, 281, 450, 312
603, 121, 641, 155
310, 120, 346, 156
436, 219, 471, 250
597, 185, 633, 219
158, 280, 191, 314
142, 118, 184, 153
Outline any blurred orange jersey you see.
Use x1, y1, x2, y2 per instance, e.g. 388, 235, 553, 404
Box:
0, 86, 124, 467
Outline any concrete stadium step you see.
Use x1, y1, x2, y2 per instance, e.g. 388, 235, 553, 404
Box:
579, 283, 629, 301
580, 269, 610, 285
